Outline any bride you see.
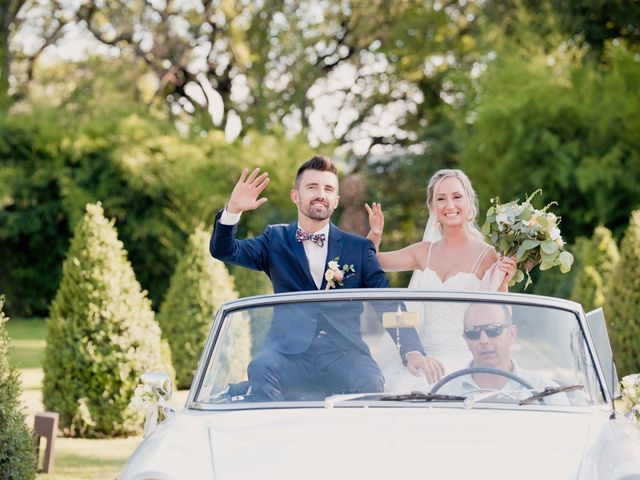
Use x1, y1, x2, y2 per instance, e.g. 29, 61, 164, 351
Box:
365, 169, 516, 390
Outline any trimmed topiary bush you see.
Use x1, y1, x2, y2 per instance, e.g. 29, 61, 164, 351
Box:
228, 265, 273, 299
605, 211, 640, 377
157, 226, 239, 389
43, 203, 167, 437
571, 226, 619, 311
229, 265, 273, 356
0, 296, 36, 479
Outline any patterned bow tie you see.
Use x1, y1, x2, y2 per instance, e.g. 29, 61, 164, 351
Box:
296, 228, 326, 247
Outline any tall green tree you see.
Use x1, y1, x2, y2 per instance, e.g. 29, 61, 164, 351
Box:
0, 297, 36, 479
157, 226, 239, 389
460, 43, 640, 242
605, 211, 640, 377
43, 203, 166, 437
0, 110, 182, 315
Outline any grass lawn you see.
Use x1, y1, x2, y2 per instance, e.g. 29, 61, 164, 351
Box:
6, 317, 188, 480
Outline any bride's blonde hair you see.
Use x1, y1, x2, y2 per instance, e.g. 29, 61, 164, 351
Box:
426, 169, 484, 239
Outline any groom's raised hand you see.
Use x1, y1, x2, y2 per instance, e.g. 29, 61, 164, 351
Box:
226, 167, 270, 214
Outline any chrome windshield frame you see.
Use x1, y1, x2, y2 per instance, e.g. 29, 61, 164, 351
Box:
186, 289, 611, 409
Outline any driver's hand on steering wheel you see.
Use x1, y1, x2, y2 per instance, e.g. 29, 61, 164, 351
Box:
406, 353, 445, 383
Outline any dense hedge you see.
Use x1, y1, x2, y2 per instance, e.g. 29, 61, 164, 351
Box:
0, 114, 184, 316
43, 203, 167, 437
228, 265, 273, 356
0, 110, 314, 318
605, 211, 640, 377
571, 226, 619, 311
0, 117, 73, 316
0, 297, 36, 479
157, 226, 239, 389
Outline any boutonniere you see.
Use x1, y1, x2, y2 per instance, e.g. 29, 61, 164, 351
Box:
324, 257, 355, 289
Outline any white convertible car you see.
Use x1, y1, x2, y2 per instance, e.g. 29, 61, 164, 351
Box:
119, 290, 640, 480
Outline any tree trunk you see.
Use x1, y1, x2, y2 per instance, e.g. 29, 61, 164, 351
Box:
0, 0, 26, 114
0, 2, 11, 113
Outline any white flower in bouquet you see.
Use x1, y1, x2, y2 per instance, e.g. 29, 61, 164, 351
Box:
482, 189, 574, 288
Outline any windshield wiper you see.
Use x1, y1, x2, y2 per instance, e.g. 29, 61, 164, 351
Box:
380, 391, 466, 402
519, 384, 583, 405
323, 391, 465, 408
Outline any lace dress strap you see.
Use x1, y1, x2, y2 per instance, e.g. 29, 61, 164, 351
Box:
470, 245, 493, 276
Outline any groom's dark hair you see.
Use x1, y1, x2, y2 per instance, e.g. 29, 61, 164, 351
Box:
294, 155, 338, 188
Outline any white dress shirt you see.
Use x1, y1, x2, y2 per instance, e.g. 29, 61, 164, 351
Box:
438, 359, 570, 405
219, 208, 329, 289
299, 223, 329, 289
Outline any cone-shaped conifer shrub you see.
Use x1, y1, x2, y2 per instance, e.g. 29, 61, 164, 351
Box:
43, 203, 166, 437
0, 297, 36, 479
571, 226, 619, 311
158, 226, 240, 389
605, 211, 640, 377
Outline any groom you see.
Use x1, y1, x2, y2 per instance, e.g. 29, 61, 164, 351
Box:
210, 156, 430, 401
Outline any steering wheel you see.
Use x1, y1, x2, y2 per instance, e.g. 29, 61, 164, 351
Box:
429, 367, 535, 395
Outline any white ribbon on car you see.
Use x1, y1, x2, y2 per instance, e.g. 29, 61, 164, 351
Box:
143, 396, 170, 437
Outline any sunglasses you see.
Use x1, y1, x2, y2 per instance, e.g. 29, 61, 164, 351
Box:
463, 323, 509, 340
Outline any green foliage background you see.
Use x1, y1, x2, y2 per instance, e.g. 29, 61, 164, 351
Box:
0, 297, 36, 479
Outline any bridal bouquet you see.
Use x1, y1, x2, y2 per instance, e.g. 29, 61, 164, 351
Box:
481, 189, 574, 288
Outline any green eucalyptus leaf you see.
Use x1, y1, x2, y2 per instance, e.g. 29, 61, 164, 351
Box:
537, 216, 549, 229
514, 269, 525, 283
498, 237, 511, 253
539, 260, 555, 271
541, 240, 559, 254
559, 251, 574, 273
515, 239, 540, 261
519, 209, 532, 221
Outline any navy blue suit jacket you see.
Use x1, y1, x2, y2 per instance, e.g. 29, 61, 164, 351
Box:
210, 210, 425, 359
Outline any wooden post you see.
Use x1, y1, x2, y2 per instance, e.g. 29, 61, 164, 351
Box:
34, 411, 58, 473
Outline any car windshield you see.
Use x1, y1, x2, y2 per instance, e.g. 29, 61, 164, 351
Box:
193, 297, 606, 408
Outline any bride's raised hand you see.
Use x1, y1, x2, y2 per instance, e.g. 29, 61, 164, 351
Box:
364, 202, 384, 237
497, 255, 517, 290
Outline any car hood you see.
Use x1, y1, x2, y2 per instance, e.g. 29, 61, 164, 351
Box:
120, 406, 622, 480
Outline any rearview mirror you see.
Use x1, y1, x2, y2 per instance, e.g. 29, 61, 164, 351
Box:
383, 310, 419, 328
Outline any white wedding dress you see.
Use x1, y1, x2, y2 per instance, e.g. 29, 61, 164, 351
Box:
383, 243, 498, 392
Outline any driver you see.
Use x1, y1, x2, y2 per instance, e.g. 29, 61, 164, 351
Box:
439, 303, 569, 404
